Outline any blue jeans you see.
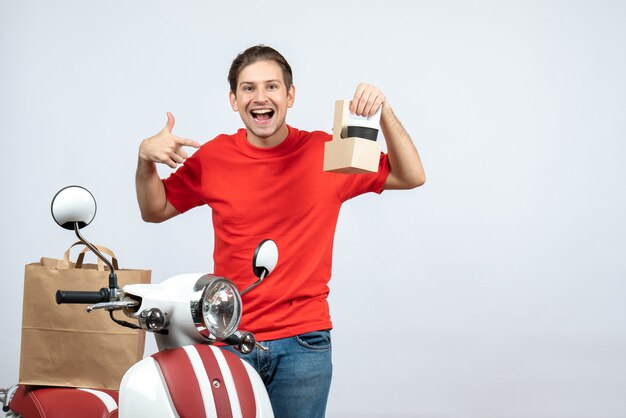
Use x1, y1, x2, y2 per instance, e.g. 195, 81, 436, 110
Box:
223, 330, 333, 418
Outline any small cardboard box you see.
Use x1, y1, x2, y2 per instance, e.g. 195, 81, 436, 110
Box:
323, 100, 381, 174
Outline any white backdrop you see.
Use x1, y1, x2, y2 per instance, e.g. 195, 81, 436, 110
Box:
1, 1, 625, 417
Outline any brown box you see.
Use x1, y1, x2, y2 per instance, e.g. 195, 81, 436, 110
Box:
323, 100, 381, 174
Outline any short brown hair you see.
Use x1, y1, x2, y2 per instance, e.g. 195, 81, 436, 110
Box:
228, 45, 293, 94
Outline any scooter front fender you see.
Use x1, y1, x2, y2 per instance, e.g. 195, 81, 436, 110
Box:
119, 344, 273, 418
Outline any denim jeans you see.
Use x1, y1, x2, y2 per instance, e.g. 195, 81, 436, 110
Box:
222, 330, 333, 418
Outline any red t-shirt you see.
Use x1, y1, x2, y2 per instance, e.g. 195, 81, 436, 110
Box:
163, 126, 390, 341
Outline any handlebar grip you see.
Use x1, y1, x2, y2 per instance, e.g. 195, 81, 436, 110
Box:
224, 333, 242, 346
224, 331, 256, 354
56, 288, 109, 304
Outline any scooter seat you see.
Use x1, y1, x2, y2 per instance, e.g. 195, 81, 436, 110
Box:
8, 385, 118, 418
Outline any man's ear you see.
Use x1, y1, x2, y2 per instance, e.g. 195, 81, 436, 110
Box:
229, 91, 239, 111
287, 84, 296, 108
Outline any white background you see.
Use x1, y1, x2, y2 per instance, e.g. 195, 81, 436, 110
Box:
1, 1, 625, 417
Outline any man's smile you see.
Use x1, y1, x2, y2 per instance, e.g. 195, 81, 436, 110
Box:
250, 108, 275, 124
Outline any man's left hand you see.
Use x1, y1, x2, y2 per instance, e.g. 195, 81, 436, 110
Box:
350, 83, 386, 117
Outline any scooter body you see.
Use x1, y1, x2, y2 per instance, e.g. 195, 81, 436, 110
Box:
119, 345, 272, 418
116, 274, 274, 417
1, 186, 277, 418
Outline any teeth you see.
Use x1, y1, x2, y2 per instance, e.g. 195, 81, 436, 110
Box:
251, 109, 272, 114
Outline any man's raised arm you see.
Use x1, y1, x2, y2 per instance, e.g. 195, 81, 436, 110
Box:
350, 83, 426, 190
135, 112, 200, 223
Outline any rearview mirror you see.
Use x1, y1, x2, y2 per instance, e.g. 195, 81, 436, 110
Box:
253, 239, 278, 279
241, 239, 278, 296
51, 185, 96, 230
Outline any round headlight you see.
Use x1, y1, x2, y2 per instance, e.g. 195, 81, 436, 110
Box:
191, 275, 242, 341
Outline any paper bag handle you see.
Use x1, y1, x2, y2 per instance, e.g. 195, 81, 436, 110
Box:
77, 245, 120, 271
57, 241, 120, 272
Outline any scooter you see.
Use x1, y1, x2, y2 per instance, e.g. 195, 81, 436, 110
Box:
1, 185, 276, 417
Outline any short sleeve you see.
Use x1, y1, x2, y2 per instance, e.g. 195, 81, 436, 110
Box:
162, 151, 205, 213
338, 152, 391, 202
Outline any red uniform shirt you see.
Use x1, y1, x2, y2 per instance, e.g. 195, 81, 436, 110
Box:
163, 126, 390, 341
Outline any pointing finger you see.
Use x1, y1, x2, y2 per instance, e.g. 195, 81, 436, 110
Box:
175, 136, 201, 148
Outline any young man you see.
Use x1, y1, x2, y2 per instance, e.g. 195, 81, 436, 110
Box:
136, 45, 425, 418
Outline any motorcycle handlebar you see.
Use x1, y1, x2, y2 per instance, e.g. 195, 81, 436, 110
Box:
56, 288, 110, 304
224, 331, 257, 354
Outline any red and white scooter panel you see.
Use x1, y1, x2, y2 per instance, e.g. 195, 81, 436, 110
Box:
119, 344, 273, 418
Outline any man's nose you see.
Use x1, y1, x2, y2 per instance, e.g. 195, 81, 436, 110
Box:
253, 89, 267, 102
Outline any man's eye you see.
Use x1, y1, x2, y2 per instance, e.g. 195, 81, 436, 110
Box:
242, 86, 253, 92
267, 84, 278, 90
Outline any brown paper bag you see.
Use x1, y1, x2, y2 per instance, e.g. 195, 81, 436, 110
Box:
18, 242, 151, 390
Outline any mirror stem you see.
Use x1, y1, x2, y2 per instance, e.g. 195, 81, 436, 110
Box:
73, 222, 119, 293
240, 270, 266, 296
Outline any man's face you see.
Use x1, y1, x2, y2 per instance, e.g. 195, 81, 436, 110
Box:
229, 60, 295, 147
